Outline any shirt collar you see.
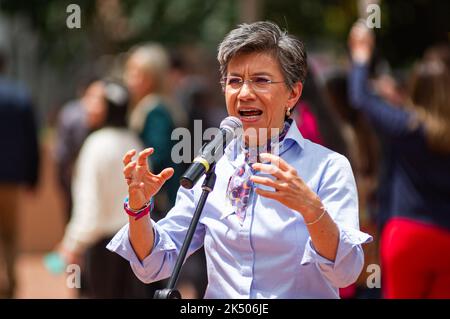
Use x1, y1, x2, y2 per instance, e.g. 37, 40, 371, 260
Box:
283, 118, 305, 150
225, 119, 305, 168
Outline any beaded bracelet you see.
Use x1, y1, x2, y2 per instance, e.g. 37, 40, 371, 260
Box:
123, 197, 154, 220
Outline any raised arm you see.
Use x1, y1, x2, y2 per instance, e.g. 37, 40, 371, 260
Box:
122, 148, 174, 261
348, 21, 420, 138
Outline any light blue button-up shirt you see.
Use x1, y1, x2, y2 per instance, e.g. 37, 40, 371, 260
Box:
107, 120, 372, 298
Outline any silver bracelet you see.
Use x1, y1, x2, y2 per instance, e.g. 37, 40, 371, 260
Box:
305, 207, 327, 226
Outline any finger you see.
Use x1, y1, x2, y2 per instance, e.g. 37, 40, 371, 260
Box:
157, 167, 175, 183
258, 153, 292, 172
251, 163, 286, 180
137, 148, 154, 167
123, 149, 136, 166
250, 176, 289, 192
255, 187, 282, 200
123, 161, 137, 178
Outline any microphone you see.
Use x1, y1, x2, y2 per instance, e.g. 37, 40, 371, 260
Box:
180, 116, 243, 189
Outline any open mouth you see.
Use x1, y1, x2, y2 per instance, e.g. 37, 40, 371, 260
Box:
238, 109, 263, 117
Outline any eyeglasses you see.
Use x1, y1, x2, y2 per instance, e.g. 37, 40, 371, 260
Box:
220, 76, 285, 92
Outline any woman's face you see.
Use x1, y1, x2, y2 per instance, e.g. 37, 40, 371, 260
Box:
124, 54, 154, 106
224, 52, 302, 141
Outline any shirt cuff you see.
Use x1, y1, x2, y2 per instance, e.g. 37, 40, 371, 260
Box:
106, 220, 177, 282
300, 225, 373, 267
106, 223, 142, 266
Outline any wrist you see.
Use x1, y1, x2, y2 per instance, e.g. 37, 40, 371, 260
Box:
351, 49, 371, 64
128, 200, 149, 212
301, 198, 326, 225
124, 197, 154, 220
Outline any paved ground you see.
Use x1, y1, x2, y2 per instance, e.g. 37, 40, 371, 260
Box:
3, 133, 75, 299
14, 253, 76, 299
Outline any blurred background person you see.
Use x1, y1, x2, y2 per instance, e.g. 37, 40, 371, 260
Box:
168, 50, 225, 130
360, 54, 409, 236
423, 43, 450, 70
124, 43, 185, 216
125, 46, 211, 299
53, 78, 105, 223
54, 80, 149, 298
123, 44, 189, 297
0, 50, 40, 298
322, 69, 380, 298
292, 98, 324, 146
348, 21, 450, 298
292, 69, 348, 155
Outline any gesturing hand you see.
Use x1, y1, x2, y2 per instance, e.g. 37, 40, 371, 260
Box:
122, 148, 174, 210
250, 153, 323, 220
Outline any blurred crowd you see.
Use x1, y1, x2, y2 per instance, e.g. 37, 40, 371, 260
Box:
0, 16, 449, 299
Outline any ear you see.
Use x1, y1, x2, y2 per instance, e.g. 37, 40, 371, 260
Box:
287, 82, 303, 108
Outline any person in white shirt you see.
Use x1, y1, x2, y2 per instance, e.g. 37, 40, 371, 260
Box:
57, 80, 148, 298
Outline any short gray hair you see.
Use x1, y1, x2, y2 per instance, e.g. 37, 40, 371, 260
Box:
217, 21, 307, 89
128, 43, 169, 92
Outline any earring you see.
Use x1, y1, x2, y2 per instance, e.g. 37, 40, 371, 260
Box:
286, 108, 291, 117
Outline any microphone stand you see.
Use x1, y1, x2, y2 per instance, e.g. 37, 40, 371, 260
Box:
154, 166, 217, 299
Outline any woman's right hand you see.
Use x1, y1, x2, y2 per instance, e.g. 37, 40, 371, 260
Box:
122, 148, 174, 210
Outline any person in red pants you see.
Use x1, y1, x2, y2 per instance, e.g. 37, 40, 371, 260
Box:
348, 21, 450, 298
381, 218, 450, 298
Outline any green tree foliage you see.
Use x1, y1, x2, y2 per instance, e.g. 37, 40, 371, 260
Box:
1, 0, 447, 68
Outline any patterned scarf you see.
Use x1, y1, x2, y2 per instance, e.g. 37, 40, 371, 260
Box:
226, 120, 291, 224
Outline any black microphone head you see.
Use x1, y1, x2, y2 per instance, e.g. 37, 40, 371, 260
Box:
179, 116, 242, 189
220, 116, 243, 138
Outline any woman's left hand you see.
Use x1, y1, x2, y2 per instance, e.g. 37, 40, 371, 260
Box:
250, 153, 323, 219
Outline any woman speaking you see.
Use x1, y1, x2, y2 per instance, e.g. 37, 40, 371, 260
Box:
108, 21, 372, 298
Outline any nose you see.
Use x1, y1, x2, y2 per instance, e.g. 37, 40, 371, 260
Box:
237, 80, 255, 100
